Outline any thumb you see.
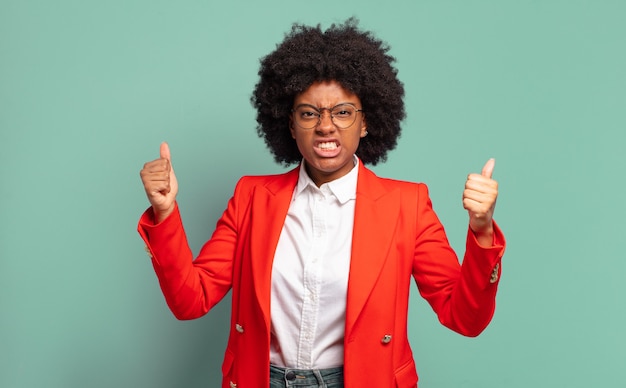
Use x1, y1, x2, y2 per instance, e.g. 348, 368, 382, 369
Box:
481, 158, 495, 178
160, 142, 171, 161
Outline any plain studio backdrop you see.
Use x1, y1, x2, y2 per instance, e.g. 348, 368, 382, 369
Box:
1, 1, 624, 387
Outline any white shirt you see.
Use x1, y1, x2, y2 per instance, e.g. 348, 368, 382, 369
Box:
269, 157, 359, 369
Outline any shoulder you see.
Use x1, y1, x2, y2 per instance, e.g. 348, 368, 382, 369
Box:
233, 167, 299, 195
358, 164, 429, 195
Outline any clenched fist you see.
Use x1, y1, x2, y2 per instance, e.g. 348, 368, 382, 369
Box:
140, 142, 178, 223
463, 158, 498, 245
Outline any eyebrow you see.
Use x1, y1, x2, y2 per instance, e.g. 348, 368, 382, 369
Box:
293, 102, 358, 109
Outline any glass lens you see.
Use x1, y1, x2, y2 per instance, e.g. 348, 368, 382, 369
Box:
294, 106, 320, 129
331, 104, 356, 128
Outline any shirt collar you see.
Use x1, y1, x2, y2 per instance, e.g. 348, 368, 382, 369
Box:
294, 155, 359, 205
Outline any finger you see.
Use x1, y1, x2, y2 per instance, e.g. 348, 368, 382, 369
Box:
463, 197, 483, 211
142, 159, 169, 173
465, 177, 498, 193
463, 196, 494, 217
481, 158, 495, 178
141, 170, 171, 182
463, 196, 491, 212
160, 142, 171, 161
148, 180, 170, 194
463, 189, 496, 204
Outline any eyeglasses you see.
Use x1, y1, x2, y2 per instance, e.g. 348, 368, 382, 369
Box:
291, 103, 363, 130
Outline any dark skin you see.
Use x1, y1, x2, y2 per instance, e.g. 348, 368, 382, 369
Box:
289, 80, 368, 187
140, 142, 177, 224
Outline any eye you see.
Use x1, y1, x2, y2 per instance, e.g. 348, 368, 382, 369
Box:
332, 105, 355, 118
295, 106, 320, 120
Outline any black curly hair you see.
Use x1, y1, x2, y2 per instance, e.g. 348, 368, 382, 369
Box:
251, 18, 405, 166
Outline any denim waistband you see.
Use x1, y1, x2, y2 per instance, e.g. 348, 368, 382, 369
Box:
269, 364, 344, 387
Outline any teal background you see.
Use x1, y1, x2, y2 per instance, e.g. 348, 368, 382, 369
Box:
2, 0, 625, 387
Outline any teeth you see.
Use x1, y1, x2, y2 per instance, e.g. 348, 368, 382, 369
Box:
318, 142, 337, 150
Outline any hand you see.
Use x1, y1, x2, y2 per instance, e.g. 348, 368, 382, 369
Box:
463, 159, 498, 238
140, 142, 178, 223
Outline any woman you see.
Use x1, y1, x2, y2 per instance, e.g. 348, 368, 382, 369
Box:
139, 19, 505, 388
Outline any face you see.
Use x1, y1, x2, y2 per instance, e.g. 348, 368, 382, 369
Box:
290, 80, 367, 187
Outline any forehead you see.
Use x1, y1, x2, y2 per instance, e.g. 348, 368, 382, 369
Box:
294, 80, 361, 106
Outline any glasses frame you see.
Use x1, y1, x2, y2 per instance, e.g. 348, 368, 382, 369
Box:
291, 103, 364, 130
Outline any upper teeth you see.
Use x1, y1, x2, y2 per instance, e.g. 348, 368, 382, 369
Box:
319, 142, 337, 150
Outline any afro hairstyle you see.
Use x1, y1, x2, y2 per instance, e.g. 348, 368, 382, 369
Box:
251, 18, 405, 166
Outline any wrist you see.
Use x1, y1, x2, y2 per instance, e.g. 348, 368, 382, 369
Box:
153, 203, 175, 224
471, 222, 494, 247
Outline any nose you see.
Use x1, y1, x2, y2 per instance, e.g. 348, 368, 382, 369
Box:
316, 109, 336, 133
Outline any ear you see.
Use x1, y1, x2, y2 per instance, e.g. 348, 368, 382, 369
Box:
359, 116, 367, 138
289, 117, 296, 139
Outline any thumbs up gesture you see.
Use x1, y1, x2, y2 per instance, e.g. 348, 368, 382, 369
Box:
463, 159, 498, 239
139, 142, 178, 223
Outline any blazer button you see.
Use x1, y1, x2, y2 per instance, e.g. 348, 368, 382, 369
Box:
381, 334, 392, 344
490, 263, 500, 284
144, 245, 152, 259
229, 381, 237, 388
235, 323, 244, 333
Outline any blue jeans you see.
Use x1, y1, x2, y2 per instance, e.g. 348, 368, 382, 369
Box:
269, 364, 344, 388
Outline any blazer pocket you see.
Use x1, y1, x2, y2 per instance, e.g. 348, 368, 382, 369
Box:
394, 359, 418, 388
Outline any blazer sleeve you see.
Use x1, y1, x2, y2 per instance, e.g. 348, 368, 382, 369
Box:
137, 180, 245, 320
412, 183, 506, 337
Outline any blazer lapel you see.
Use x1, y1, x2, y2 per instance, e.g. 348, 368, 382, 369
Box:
248, 167, 299, 330
244, 163, 401, 335
346, 164, 402, 332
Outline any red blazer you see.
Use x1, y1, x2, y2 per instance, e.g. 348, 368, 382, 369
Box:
138, 163, 505, 388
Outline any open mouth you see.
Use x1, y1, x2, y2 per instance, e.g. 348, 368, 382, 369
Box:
317, 141, 338, 150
